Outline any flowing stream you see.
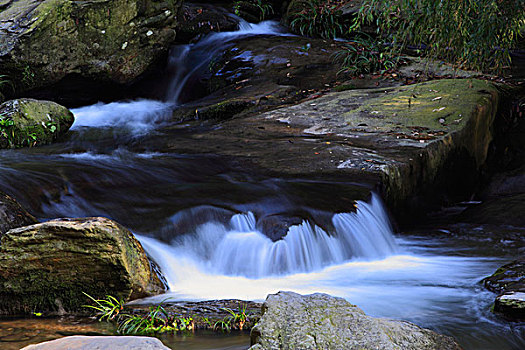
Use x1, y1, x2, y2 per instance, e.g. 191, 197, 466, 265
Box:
0, 19, 524, 350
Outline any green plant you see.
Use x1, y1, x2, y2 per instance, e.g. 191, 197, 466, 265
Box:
290, 0, 344, 39
220, 303, 250, 331
213, 318, 232, 333
118, 303, 176, 335
0, 117, 15, 147
358, 0, 525, 73
21, 66, 35, 86
234, 0, 274, 22
82, 293, 125, 322
334, 33, 403, 76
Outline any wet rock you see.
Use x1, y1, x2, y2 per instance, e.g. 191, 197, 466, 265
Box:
0, 190, 36, 236
0, 0, 182, 98
21, 335, 170, 350
160, 79, 499, 222
249, 291, 461, 350
0, 217, 164, 315
483, 260, 525, 320
495, 293, 525, 321
177, 3, 239, 43
460, 194, 525, 227
0, 98, 74, 148
207, 35, 344, 98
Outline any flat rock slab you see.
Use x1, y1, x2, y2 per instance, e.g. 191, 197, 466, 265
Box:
249, 291, 461, 350
21, 336, 169, 350
159, 79, 498, 218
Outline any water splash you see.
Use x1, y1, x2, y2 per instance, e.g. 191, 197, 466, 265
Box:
71, 100, 173, 134
139, 193, 398, 282
165, 20, 290, 103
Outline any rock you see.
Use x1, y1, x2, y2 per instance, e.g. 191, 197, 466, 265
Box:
0, 0, 182, 99
495, 293, 525, 321
176, 2, 239, 43
157, 79, 498, 222
21, 335, 170, 350
0, 217, 164, 315
483, 260, 525, 320
459, 193, 525, 227
249, 291, 461, 350
0, 98, 74, 148
0, 190, 36, 236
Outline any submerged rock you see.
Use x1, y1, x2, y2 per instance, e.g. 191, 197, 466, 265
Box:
0, 98, 74, 148
21, 335, 170, 350
0, 190, 36, 236
249, 291, 461, 350
0, 0, 182, 98
484, 260, 525, 320
0, 217, 164, 315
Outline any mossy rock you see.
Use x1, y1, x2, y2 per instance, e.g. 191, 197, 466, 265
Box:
0, 217, 165, 315
0, 190, 36, 236
483, 260, 525, 320
0, 0, 182, 94
0, 98, 74, 148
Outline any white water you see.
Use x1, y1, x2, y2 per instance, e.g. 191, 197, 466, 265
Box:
136, 195, 501, 330
71, 20, 289, 131
140, 194, 398, 280
165, 20, 290, 103
71, 100, 173, 134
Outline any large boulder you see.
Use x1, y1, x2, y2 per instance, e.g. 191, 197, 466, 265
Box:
21, 336, 170, 350
0, 217, 164, 315
483, 260, 525, 320
0, 98, 74, 148
0, 190, 36, 235
249, 291, 461, 350
159, 79, 499, 222
0, 0, 182, 98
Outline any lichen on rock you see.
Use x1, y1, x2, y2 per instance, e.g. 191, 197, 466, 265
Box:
249, 291, 461, 350
0, 217, 164, 315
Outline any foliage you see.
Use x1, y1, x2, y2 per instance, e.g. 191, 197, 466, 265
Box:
214, 304, 251, 332
334, 33, 403, 76
83, 295, 256, 335
358, 0, 525, 73
82, 292, 125, 322
290, 0, 344, 39
234, 0, 274, 22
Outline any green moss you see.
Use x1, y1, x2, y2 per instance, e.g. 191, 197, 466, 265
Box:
197, 100, 253, 120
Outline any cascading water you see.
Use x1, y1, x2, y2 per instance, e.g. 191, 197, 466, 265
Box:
70, 20, 289, 134
139, 193, 397, 279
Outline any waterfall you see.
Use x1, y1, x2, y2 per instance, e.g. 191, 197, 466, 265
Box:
71, 20, 290, 131
138, 193, 398, 285
164, 20, 290, 103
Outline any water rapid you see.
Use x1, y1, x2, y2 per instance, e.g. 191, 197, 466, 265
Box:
139, 194, 397, 280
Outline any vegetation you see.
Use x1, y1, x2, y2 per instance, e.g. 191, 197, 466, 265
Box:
289, 0, 344, 39
84, 294, 255, 335
358, 0, 525, 73
233, 0, 274, 22
0, 116, 39, 148
335, 33, 403, 76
